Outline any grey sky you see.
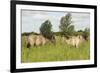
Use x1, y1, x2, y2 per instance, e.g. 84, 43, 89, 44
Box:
21, 10, 90, 33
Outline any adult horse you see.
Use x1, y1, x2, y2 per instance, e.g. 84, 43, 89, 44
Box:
64, 35, 84, 48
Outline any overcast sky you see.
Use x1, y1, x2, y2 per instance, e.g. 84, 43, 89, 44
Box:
21, 10, 90, 33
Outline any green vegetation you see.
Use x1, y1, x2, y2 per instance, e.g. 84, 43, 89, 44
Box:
21, 35, 90, 63
40, 20, 53, 39
22, 32, 39, 36
59, 13, 75, 38
83, 28, 90, 40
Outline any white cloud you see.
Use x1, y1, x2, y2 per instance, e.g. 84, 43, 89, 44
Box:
22, 10, 90, 33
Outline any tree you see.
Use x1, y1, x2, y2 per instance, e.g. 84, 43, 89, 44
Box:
83, 28, 90, 40
74, 30, 84, 36
59, 13, 75, 38
40, 20, 53, 39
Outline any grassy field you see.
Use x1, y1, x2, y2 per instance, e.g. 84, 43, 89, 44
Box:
21, 35, 90, 63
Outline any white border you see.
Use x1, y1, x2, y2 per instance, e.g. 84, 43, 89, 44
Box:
16, 4, 94, 69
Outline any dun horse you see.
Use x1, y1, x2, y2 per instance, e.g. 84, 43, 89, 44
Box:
63, 35, 84, 48
26, 34, 49, 48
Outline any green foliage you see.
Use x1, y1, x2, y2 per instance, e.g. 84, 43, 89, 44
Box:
59, 13, 75, 38
53, 32, 61, 36
40, 20, 53, 38
83, 28, 90, 40
74, 30, 84, 36
22, 32, 39, 36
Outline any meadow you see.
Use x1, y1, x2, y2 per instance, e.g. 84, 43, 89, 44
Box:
21, 35, 90, 63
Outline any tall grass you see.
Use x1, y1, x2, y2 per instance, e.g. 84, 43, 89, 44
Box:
21, 36, 90, 63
